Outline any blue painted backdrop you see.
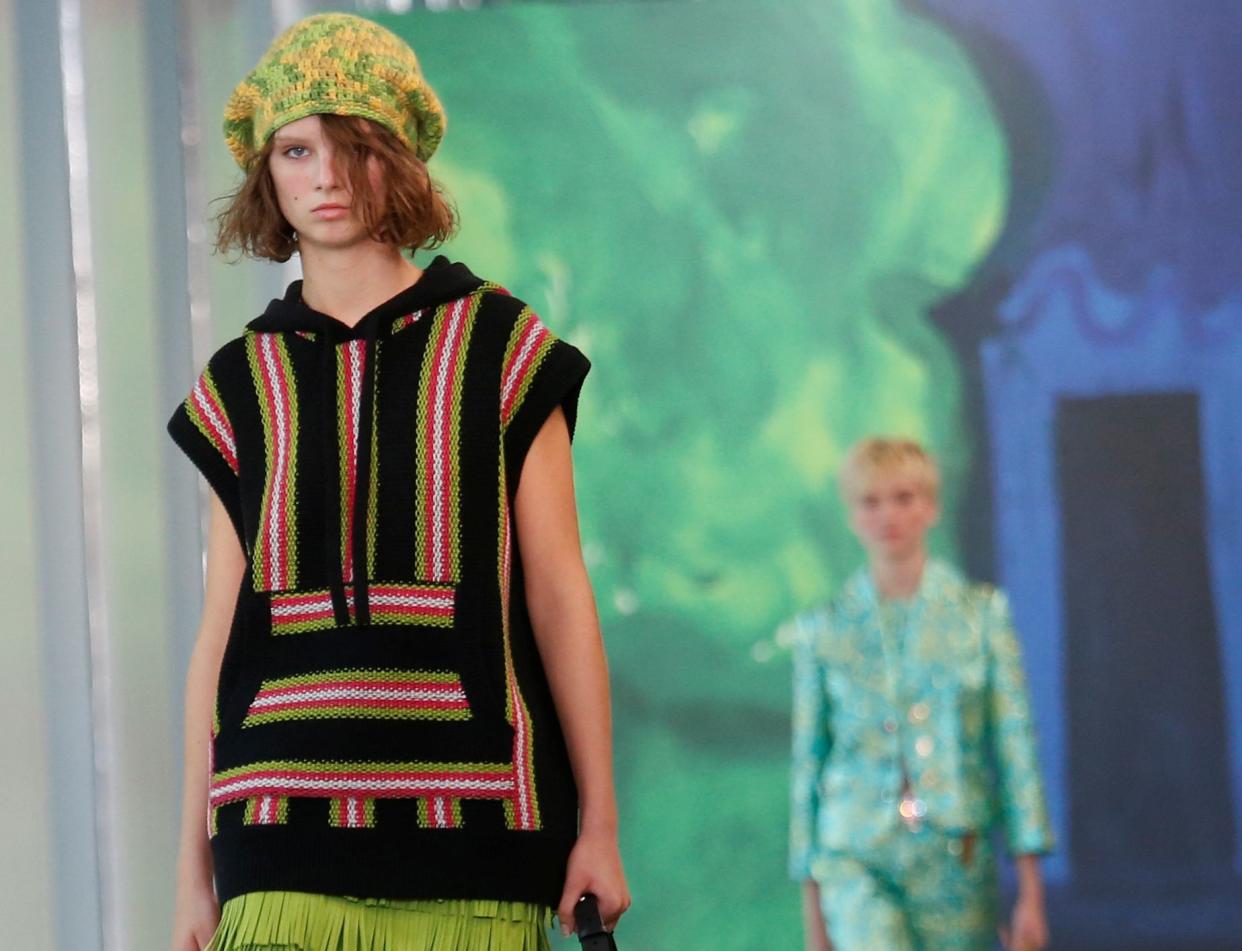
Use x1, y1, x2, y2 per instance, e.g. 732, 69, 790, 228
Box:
923, 1, 1242, 946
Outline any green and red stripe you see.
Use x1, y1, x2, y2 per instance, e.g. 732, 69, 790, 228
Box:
210, 760, 516, 812
329, 797, 376, 828
242, 669, 471, 726
337, 339, 367, 583
242, 795, 289, 825
498, 467, 540, 831
414, 295, 481, 582
500, 307, 557, 433
417, 796, 463, 829
269, 582, 455, 634
246, 332, 300, 591
185, 366, 238, 474
390, 308, 427, 335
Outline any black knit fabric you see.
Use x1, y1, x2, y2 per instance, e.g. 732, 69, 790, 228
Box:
167, 257, 589, 905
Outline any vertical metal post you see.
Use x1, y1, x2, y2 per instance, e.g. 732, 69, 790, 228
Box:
14, 0, 105, 944
57, 0, 125, 945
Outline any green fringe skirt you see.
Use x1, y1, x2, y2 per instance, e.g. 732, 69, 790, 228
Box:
205, 892, 554, 951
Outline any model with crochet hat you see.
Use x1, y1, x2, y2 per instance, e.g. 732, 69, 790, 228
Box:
168, 13, 629, 950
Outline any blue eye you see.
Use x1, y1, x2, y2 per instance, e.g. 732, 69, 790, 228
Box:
283, 145, 308, 158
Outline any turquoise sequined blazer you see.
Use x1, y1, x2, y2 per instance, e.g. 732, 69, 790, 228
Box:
789, 560, 1054, 879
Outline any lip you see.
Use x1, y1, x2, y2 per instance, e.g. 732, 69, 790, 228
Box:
311, 203, 349, 219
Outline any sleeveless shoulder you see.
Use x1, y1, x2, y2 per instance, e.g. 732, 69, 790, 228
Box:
491, 290, 591, 492
165, 336, 253, 542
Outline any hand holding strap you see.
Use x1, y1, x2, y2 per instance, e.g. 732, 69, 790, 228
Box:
576, 893, 619, 951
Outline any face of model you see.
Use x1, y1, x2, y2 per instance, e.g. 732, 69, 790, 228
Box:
267, 114, 385, 251
848, 472, 939, 563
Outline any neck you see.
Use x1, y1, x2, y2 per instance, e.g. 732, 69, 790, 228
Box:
297, 241, 423, 327
869, 549, 928, 601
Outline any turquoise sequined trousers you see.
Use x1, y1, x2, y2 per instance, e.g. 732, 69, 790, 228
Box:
813, 825, 998, 951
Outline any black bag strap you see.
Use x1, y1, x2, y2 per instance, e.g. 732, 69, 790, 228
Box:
576, 893, 619, 951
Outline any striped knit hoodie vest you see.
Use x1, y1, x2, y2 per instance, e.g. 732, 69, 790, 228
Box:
167, 256, 590, 906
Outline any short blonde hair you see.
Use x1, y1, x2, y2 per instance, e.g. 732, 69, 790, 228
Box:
838, 437, 940, 504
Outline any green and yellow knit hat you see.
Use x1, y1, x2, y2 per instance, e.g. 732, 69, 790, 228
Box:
223, 13, 445, 169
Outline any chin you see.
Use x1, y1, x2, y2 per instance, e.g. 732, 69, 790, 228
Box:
880, 541, 915, 558
300, 230, 370, 251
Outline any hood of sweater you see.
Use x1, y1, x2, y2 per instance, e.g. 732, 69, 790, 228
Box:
245, 255, 484, 340
245, 255, 485, 629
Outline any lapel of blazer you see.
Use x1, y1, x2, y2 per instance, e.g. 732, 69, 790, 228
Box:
840, 559, 967, 681
907, 559, 970, 670
836, 567, 887, 688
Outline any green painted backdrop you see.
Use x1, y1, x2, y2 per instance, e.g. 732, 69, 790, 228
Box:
387, 2, 1005, 945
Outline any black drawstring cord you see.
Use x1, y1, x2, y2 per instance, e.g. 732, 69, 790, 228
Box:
351, 315, 381, 627
320, 325, 351, 627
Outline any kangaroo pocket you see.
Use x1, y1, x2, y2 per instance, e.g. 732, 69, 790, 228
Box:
222, 675, 515, 768
259, 578, 515, 725
206, 577, 528, 834
237, 577, 512, 743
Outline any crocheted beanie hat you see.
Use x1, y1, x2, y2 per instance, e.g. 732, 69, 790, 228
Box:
223, 13, 445, 169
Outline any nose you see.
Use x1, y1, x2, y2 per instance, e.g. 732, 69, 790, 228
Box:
316, 146, 341, 191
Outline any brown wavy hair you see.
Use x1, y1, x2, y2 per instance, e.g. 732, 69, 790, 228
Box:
214, 113, 457, 262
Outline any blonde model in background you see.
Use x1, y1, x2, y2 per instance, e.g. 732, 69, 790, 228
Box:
788, 438, 1052, 951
